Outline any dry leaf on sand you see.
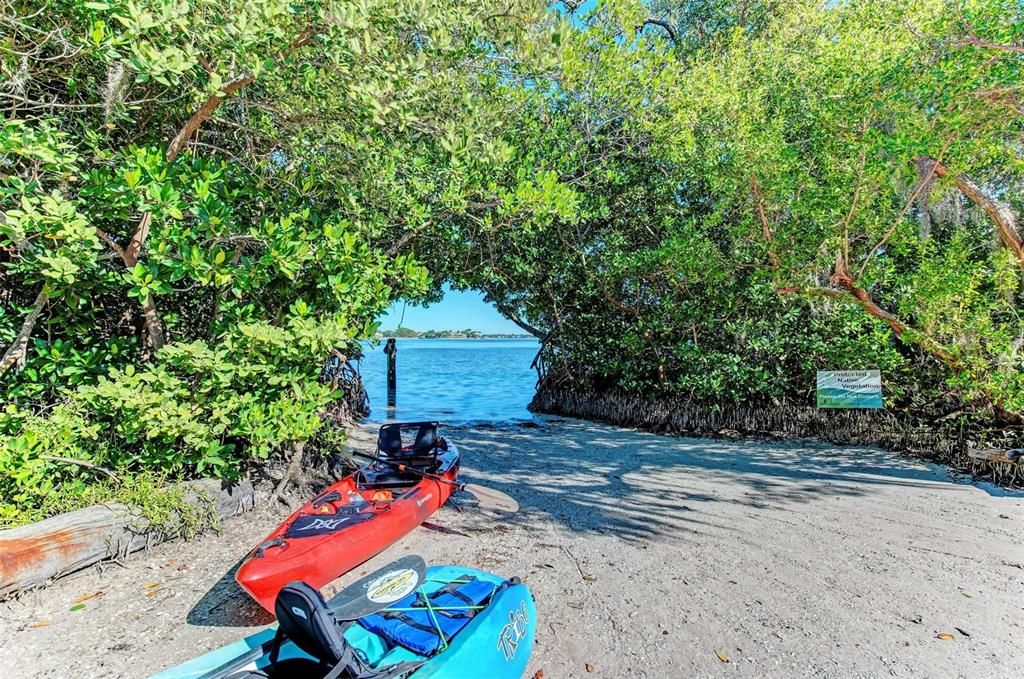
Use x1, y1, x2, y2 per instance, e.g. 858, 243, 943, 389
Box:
72, 591, 103, 604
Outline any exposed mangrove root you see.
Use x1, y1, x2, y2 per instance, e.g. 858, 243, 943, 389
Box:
271, 441, 305, 507
530, 384, 1023, 486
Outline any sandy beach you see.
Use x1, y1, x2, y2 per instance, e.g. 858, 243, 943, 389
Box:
1, 418, 1021, 678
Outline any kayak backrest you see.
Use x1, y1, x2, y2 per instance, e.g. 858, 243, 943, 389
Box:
411, 423, 437, 452
377, 422, 440, 457
377, 424, 404, 456
275, 581, 350, 667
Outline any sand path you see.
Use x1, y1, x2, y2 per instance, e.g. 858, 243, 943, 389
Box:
2, 419, 1021, 678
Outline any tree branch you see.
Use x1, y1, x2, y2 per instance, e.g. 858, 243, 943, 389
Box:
780, 243, 960, 367
638, 19, 677, 44
40, 456, 120, 483
493, 299, 546, 338
954, 9, 1024, 54
165, 75, 255, 163
751, 176, 780, 270
955, 36, 1024, 54
141, 295, 166, 352
778, 277, 958, 368
123, 211, 151, 267
94, 227, 126, 262
0, 288, 48, 377
923, 157, 1024, 270
600, 284, 640, 318
857, 146, 948, 279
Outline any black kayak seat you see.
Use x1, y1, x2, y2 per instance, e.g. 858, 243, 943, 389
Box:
411, 423, 437, 452
376, 422, 442, 470
377, 425, 405, 457
227, 582, 424, 679
377, 422, 440, 456
275, 581, 351, 669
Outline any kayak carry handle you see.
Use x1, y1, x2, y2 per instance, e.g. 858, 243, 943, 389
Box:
253, 537, 287, 558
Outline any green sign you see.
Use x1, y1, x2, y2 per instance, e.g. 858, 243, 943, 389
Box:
816, 370, 883, 409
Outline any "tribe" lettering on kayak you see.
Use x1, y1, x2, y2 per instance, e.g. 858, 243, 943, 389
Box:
496, 600, 530, 662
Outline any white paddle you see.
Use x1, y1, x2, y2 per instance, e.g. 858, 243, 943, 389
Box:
327, 554, 427, 620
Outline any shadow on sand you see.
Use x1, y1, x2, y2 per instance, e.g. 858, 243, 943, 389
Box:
186, 555, 274, 628
451, 418, 1013, 544
184, 417, 1018, 626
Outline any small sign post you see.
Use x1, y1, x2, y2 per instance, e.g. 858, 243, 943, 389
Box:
384, 338, 397, 408
816, 370, 883, 409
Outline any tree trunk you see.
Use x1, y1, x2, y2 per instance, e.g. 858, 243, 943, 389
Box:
0, 288, 48, 377
492, 299, 547, 338
271, 442, 306, 507
141, 296, 166, 352
915, 157, 935, 240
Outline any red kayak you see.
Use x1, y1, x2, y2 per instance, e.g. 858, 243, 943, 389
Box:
236, 422, 459, 613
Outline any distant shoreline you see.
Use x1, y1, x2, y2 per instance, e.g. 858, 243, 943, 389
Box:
371, 335, 538, 341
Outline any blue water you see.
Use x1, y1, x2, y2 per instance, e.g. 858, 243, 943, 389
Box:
357, 339, 541, 423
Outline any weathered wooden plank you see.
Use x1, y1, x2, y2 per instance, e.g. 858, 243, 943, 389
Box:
0, 479, 254, 598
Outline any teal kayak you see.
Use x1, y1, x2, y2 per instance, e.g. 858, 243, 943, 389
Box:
151, 564, 536, 679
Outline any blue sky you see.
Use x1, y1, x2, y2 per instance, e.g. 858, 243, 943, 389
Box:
377, 286, 523, 334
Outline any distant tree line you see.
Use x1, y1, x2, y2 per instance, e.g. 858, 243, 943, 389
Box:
377, 328, 531, 339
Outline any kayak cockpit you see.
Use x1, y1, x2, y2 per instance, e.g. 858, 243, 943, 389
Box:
356, 446, 459, 490
373, 421, 455, 472
210, 567, 532, 679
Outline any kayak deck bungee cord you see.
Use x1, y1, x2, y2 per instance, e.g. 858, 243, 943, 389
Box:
152, 559, 536, 679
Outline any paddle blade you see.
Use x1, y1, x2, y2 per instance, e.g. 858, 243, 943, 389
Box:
463, 483, 519, 513
327, 554, 426, 621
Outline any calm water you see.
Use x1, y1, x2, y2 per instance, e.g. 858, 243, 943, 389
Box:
357, 339, 541, 423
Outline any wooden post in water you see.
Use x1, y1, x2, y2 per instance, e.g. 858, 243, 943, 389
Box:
384, 338, 397, 407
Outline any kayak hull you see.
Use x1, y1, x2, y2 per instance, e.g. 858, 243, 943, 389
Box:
236, 446, 459, 613
151, 565, 536, 679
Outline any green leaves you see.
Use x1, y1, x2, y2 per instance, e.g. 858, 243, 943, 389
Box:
1, 191, 102, 295
123, 167, 141, 188
423, 0, 1024, 421
0, 0, 553, 527
124, 262, 168, 303
4, 0, 1019, 527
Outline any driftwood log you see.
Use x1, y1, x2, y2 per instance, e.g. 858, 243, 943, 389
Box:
967, 448, 1023, 485
0, 478, 255, 599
